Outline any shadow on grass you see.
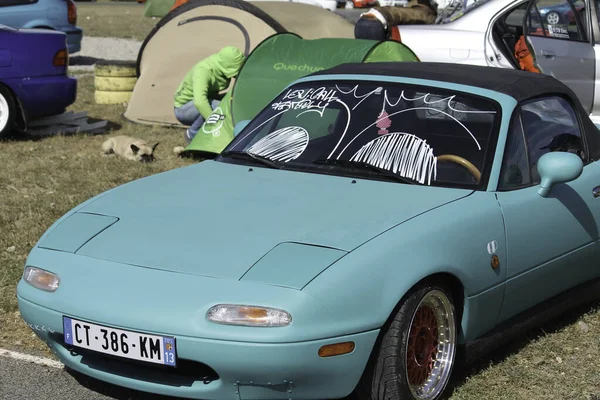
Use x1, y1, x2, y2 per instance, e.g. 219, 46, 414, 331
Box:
1, 119, 122, 142
70, 56, 104, 66
445, 297, 600, 399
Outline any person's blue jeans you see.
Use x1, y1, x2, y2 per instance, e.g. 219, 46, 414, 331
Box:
174, 99, 221, 143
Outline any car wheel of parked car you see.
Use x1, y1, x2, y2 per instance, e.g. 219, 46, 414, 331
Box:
545, 11, 561, 25
0, 86, 16, 138
345, 1, 355, 8
358, 283, 457, 400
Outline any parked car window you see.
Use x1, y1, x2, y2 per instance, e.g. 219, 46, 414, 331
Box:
527, 0, 587, 41
225, 81, 501, 189
0, 0, 38, 6
499, 112, 532, 190
521, 97, 585, 184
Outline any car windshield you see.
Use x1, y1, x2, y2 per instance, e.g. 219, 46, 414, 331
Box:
222, 80, 500, 188
436, 0, 492, 23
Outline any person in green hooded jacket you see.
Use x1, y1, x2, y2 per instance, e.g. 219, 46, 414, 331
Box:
174, 46, 245, 144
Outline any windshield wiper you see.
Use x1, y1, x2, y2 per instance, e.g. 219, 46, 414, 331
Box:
313, 158, 418, 185
220, 151, 283, 170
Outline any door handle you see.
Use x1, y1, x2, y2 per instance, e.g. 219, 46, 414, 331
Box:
593, 186, 600, 198
541, 50, 556, 59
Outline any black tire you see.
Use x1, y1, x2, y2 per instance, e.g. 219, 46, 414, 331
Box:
357, 282, 458, 400
0, 85, 16, 138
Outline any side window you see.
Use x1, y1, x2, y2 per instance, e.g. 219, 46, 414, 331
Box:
499, 113, 532, 190
521, 97, 585, 184
526, 0, 587, 41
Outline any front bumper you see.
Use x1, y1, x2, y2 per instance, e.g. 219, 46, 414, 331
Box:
16, 249, 378, 399
18, 296, 377, 400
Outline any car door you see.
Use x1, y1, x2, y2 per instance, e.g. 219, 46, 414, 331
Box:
495, 96, 600, 323
523, 0, 596, 114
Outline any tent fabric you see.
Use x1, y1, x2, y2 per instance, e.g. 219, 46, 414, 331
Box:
143, 0, 177, 17
123, 0, 355, 127
182, 33, 419, 156
250, 2, 354, 39
125, 0, 286, 127
136, 0, 285, 77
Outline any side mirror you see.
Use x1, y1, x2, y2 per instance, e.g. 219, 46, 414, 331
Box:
537, 151, 583, 197
233, 120, 251, 137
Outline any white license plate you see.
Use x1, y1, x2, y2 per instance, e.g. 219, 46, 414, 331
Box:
63, 316, 177, 367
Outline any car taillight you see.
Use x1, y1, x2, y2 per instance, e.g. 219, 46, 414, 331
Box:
53, 49, 68, 67
67, 0, 77, 25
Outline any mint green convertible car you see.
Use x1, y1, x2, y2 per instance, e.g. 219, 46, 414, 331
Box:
17, 62, 600, 400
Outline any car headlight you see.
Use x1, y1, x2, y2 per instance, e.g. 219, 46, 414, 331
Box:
206, 304, 292, 327
23, 266, 60, 292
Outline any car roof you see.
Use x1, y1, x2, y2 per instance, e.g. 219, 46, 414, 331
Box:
309, 62, 577, 104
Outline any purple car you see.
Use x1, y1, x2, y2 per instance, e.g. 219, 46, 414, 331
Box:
0, 24, 77, 137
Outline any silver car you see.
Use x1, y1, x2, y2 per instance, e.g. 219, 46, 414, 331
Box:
398, 0, 600, 124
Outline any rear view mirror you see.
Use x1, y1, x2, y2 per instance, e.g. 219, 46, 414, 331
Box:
537, 152, 583, 197
234, 120, 251, 137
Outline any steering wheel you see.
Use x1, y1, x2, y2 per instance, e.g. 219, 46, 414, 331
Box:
437, 154, 481, 183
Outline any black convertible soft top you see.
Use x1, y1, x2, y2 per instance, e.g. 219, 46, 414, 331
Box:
311, 62, 573, 103
310, 62, 600, 161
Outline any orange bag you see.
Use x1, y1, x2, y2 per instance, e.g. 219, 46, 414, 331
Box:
169, 0, 190, 12
514, 36, 540, 73
390, 26, 402, 42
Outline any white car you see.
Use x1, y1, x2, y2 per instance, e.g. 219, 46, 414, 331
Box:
397, 0, 600, 123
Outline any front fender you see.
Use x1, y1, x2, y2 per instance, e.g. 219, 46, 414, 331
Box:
303, 191, 507, 343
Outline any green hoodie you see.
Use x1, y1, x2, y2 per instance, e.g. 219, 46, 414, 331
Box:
174, 46, 245, 119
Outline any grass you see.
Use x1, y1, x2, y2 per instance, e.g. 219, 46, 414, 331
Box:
0, 73, 196, 356
76, 1, 157, 41
2, 4, 600, 400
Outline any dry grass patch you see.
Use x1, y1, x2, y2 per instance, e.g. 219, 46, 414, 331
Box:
449, 305, 600, 400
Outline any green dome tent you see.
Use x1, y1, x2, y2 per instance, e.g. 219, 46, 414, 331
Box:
143, 0, 177, 17
182, 33, 420, 157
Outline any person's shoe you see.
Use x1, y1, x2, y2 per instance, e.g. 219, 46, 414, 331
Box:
184, 128, 196, 144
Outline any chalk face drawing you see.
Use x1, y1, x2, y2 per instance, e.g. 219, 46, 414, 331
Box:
247, 126, 310, 163
230, 81, 498, 186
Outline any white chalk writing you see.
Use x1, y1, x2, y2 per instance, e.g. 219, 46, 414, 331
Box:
272, 87, 339, 113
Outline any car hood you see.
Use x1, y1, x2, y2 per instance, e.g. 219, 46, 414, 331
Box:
40, 161, 472, 280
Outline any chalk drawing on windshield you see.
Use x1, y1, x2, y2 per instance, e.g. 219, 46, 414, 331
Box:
351, 132, 438, 185
247, 126, 310, 163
